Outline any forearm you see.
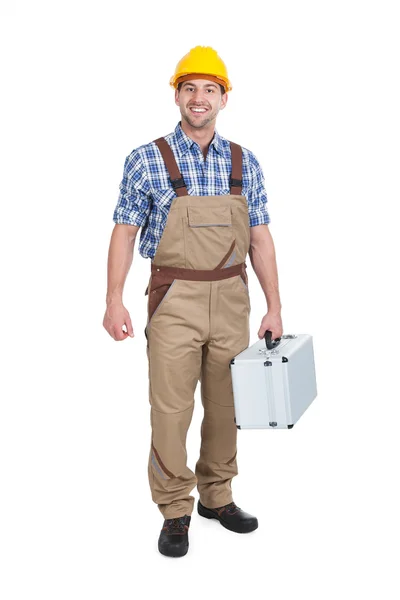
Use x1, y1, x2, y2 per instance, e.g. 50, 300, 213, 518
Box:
106, 225, 138, 305
248, 235, 282, 313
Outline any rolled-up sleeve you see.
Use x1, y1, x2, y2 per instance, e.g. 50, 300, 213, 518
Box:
113, 151, 151, 227
247, 152, 271, 227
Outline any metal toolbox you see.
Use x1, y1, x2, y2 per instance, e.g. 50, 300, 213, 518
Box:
230, 332, 318, 429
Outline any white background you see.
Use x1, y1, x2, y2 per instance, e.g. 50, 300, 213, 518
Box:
1, 0, 399, 598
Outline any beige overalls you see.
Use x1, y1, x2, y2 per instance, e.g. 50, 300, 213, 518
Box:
144, 137, 251, 519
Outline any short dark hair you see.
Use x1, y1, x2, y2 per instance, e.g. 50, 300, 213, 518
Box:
177, 81, 225, 95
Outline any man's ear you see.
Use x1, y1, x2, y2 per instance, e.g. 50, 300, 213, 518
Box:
174, 89, 180, 106
220, 93, 228, 110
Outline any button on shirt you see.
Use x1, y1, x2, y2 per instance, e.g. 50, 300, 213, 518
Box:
113, 122, 271, 260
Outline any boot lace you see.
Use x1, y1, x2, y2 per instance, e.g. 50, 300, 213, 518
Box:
217, 501, 241, 514
165, 516, 187, 534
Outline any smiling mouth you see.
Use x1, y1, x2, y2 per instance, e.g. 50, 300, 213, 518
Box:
189, 106, 209, 114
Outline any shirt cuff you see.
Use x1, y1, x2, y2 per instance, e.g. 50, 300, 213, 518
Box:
248, 209, 271, 227
113, 207, 148, 227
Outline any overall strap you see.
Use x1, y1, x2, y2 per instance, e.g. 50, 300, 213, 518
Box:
153, 137, 189, 197
229, 142, 243, 195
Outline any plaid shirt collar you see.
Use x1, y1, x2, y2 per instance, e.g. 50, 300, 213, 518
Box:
173, 121, 227, 158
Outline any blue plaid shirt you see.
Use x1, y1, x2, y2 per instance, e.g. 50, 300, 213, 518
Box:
113, 122, 271, 259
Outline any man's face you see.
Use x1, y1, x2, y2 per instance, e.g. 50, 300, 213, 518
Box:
175, 79, 228, 129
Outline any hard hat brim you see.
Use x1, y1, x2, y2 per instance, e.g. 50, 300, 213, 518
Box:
171, 73, 232, 92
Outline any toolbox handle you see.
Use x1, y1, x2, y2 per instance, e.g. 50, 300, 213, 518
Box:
265, 330, 281, 350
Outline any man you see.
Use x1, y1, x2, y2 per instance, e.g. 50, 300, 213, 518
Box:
103, 46, 283, 558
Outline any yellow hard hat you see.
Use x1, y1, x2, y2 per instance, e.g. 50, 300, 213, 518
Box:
170, 46, 232, 92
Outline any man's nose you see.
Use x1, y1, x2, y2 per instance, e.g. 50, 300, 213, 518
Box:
192, 90, 206, 103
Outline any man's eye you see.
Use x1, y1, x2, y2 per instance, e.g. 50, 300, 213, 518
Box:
206, 89, 214, 93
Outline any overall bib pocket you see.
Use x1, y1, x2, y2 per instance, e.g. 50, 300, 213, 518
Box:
185, 205, 235, 269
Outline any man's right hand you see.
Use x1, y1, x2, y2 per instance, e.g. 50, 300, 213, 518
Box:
103, 302, 134, 341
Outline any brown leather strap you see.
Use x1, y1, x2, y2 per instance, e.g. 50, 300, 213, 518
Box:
154, 137, 189, 197
229, 142, 243, 195
150, 261, 245, 287
144, 242, 240, 295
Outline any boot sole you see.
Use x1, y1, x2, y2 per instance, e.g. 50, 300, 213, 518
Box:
197, 502, 258, 534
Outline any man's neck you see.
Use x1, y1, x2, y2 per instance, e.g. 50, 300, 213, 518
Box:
180, 119, 215, 159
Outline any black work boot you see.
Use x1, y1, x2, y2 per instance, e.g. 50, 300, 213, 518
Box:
198, 500, 258, 533
158, 515, 191, 557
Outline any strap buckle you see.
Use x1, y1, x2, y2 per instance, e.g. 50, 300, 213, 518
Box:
170, 177, 186, 190
229, 176, 243, 188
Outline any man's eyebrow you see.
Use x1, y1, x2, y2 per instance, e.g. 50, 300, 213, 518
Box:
182, 82, 218, 89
